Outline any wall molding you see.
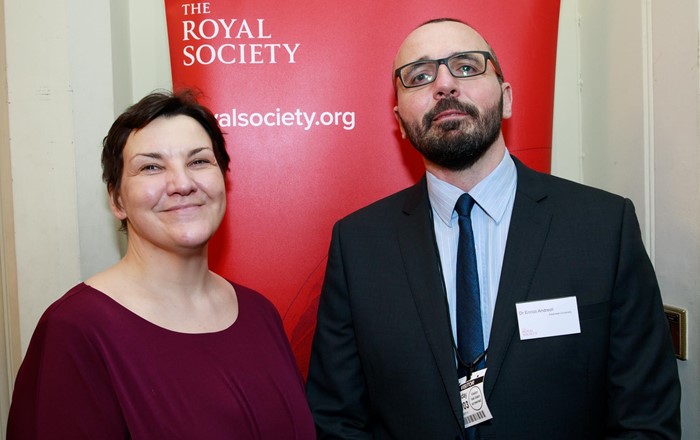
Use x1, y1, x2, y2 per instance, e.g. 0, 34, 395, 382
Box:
0, 0, 22, 430
641, 0, 656, 262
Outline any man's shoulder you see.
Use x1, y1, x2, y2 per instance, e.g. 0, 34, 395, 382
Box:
515, 159, 627, 209
338, 180, 425, 226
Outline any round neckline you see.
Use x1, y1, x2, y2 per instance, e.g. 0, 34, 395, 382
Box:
79, 282, 240, 336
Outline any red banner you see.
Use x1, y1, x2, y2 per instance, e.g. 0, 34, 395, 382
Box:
164, 0, 560, 375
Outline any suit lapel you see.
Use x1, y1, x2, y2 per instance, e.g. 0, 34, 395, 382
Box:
395, 160, 554, 419
484, 159, 553, 399
397, 178, 464, 428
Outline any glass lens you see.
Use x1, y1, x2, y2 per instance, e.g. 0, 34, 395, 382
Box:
448, 52, 487, 78
400, 61, 437, 87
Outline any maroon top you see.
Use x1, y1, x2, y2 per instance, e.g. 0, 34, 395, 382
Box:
7, 282, 315, 439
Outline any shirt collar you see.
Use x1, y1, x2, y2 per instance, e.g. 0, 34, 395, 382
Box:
427, 150, 517, 227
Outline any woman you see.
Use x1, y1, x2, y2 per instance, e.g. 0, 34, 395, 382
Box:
7, 91, 316, 439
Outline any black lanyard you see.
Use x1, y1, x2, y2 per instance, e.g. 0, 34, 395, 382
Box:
457, 349, 487, 380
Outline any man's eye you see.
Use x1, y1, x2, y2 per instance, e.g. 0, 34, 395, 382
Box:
410, 72, 433, 85
450, 55, 484, 77
456, 64, 475, 74
405, 64, 435, 86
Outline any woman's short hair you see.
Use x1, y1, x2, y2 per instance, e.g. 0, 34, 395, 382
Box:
101, 89, 229, 231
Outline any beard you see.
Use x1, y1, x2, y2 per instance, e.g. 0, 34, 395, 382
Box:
399, 94, 503, 171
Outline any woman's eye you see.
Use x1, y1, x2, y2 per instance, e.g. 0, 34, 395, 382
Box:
190, 158, 212, 167
140, 164, 161, 172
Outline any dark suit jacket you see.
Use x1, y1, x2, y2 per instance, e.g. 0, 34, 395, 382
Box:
306, 158, 681, 439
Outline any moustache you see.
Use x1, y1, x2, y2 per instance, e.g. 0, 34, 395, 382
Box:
423, 98, 480, 129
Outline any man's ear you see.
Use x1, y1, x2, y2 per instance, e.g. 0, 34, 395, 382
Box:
393, 106, 407, 139
501, 82, 513, 120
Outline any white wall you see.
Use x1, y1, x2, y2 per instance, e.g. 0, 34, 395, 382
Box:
1, 0, 172, 356
4, 0, 84, 356
551, 0, 584, 182
0, 0, 17, 431
0, 0, 171, 432
1, 0, 698, 436
554, 1, 700, 435
650, 0, 700, 431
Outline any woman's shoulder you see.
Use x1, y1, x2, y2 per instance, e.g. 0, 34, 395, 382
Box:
38, 283, 126, 333
225, 280, 284, 324
228, 281, 273, 307
46, 283, 110, 315
18, 283, 132, 362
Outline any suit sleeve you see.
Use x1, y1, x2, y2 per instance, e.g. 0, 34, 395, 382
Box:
7, 309, 128, 439
306, 222, 373, 439
605, 199, 681, 439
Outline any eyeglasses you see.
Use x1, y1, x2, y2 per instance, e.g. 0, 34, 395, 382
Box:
394, 51, 502, 89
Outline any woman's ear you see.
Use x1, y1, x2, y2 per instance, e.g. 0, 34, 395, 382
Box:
108, 189, 127, 221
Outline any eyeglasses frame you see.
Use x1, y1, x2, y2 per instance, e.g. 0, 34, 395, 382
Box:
394, 50, 503, 89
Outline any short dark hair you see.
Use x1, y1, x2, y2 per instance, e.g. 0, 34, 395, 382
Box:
101, 89, 229, 231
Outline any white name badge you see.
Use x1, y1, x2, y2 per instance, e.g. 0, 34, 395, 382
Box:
459, 368, 493, 428
516, 296, 581, 340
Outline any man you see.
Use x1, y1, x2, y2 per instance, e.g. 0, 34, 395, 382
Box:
306, 18, 681, 439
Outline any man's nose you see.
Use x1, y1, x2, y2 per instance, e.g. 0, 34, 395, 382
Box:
433, 64, 460, 99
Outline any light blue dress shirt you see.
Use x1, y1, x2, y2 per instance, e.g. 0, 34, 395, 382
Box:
426, 150, 517, 350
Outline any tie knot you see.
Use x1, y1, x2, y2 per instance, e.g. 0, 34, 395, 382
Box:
455, 193, 476, 218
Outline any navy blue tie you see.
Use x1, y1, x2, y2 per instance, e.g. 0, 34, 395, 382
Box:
455, 193, 484, 374
455, 193, 484, 440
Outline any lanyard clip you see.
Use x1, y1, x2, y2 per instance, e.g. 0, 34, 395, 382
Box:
466, 350, 487, 380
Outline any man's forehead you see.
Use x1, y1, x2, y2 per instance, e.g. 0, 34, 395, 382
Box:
394, 21, 488, 67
